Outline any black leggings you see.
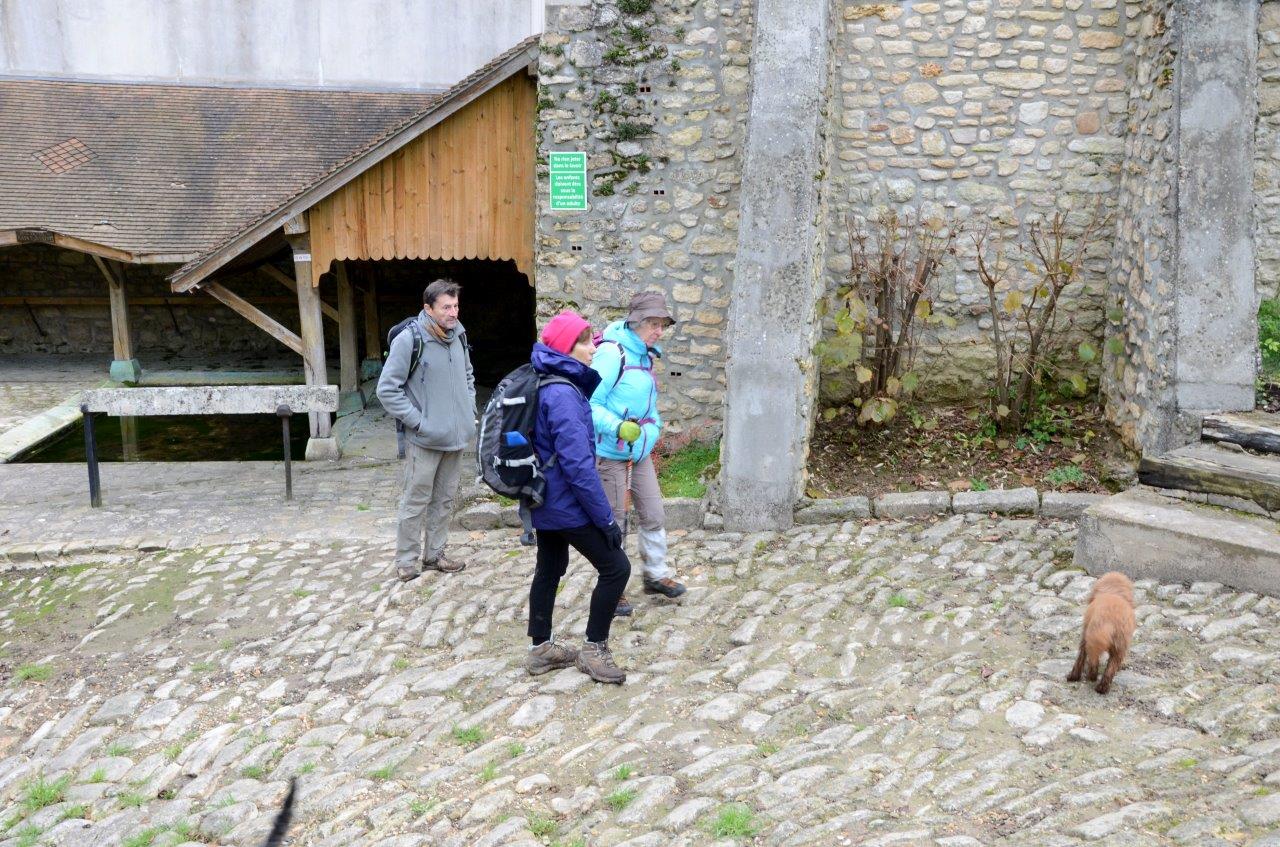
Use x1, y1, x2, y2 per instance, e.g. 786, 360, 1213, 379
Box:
528, 524, 631, 644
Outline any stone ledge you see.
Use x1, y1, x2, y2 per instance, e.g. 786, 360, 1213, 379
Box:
953, 487, 1039, 515
795, 495, 872, 524
874, 491, 951, 519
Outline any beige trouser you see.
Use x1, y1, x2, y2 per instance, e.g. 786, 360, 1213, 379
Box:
596, 454, 670, 580
394, 444, 463, 567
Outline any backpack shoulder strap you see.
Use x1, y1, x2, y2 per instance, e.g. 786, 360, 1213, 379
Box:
538, 374, 581, 398
406, 323, 425, 381
597, 339, 626, 391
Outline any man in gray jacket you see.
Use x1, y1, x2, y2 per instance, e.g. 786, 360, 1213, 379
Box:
377, 279, 476, 581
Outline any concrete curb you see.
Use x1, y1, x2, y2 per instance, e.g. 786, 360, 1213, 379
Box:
764, 488, 1108, 529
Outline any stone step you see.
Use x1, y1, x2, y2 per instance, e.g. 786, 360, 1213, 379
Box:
1138, 442, 1280, 514
1202, 411, 1280, 455
1075, 488, 1280, 598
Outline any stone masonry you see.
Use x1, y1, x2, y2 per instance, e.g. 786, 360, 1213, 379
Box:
822, 0, 1132, 403
1257, 2, 1280, 304
1100, 0, 1178, 454
537, 0, 1276, 462
536, 0, 753, 435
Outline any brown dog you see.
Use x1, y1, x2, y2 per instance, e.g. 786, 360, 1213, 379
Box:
1066, 571, 1135, 695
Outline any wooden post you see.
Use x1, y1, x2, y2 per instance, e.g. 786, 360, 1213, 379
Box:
259, 265, 339, 322
93, 256, 141, 382
285, 215, 339, 460
335, 261, 359, 394
362, 277, 382, 380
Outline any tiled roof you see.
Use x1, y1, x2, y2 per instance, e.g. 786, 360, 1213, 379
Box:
0, 78, 441, 260
168, 34, 541, 289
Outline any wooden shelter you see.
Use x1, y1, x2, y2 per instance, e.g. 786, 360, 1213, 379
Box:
167, 36, 539, 456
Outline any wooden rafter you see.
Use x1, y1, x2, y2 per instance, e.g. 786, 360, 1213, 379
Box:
258, 265, 338, 322
202, 280, 304, 356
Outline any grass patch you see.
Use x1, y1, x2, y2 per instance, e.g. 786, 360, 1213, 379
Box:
409, 797, 436, 816
506, 742, 525, 759
656, 440, 719, 498
887, 593, 911, 608
451, 725, 484, 747
1044, 464, 1087, 487
370, 764, 398, 781
59, 804, 87, 821
22, 776, 70, 812
612, 764, 635, 781
1175, 757, 1197, 769
528, 812, 557, 838
118, 792, 148, 809
121, 827, 166, 847
163, 743, 184, 761
296, 762, 316, 776
14, 825, 41, 847
605, 788, 637, 811
291, 588, 313, 598
240, 765, 265, 780
756, 741, 779, 757
1261, 299, 1280, 378
190, 661, 216, 674
391, 656, 411, 672
14, 664, 53, 682
705, 803, 760, 838
88, 768, 108, 784
105, 742, 132, 757
478, 762, 499, 783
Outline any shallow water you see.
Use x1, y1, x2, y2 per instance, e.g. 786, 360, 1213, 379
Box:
17, 413, 308, 462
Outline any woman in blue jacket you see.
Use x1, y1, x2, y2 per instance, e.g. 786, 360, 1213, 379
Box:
525, 311, 630, 684
590, 291, 686, 616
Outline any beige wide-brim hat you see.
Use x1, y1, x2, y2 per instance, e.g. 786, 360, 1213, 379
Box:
626, 291, 674, 326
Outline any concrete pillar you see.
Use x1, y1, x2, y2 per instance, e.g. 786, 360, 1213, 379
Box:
286, 223, 339, 461
1105, 0, 1259, 456
720, 0, 830, 530
1171, 0, 1258, 429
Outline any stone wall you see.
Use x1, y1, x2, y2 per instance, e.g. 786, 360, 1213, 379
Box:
0, 245, 312, 359
1100, 0, 1177, 452
535, 0, 753, 434
1257, 1, 1280, 303
820, 0, 1137, 403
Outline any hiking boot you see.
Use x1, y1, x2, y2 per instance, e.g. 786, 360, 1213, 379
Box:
576, 640, 625, 684
526, 639, 579, 676
614, 594, 634, 617
395, 563, 420, 583
643, 577, 686, 598
423, 554, 465, 574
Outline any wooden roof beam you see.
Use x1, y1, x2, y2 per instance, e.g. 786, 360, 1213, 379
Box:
258, 264, 338, 322
201, 280, 304, 356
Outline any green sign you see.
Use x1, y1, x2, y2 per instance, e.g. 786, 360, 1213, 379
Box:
549, 151, 588, 211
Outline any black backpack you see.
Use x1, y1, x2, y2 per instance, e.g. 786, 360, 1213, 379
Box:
387, 317, 426, 459
476, 363, 578, 545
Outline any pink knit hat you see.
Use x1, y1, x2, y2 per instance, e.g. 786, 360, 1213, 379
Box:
541, 310, 591, 355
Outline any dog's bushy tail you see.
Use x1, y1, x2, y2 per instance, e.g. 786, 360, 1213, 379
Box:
261, 777, 297, 847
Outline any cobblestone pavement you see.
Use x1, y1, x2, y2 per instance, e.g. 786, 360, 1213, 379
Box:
3, 514, 1280, 846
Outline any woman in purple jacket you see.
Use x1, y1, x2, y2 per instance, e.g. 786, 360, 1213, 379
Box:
525, 311, 630, 684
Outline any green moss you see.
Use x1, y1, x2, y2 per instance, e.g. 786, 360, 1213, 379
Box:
656, 441, 719, 498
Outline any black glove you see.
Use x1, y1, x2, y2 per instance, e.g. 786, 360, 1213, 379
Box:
602, 521, 623, 550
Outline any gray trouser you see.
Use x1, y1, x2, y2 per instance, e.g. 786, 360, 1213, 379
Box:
394, 444, 463, 567
597, 454, 670, 580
